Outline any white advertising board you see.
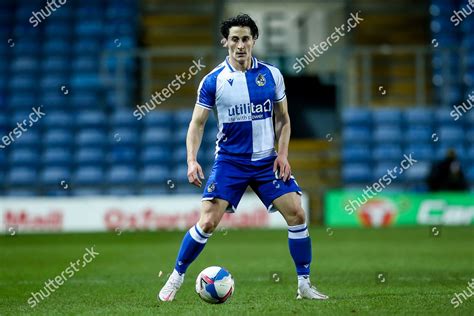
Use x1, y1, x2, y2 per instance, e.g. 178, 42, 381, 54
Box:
1, 194, 309, 234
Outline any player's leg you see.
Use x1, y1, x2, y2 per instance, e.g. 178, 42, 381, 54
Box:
158, 198, 228, 302
273, 192, 328, 300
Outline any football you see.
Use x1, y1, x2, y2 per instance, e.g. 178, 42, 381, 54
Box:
195, 266, 234, 304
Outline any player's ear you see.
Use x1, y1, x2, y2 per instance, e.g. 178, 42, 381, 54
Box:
221, 38, 228, 47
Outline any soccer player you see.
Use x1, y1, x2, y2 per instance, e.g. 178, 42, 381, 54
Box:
159, 14, 328, 301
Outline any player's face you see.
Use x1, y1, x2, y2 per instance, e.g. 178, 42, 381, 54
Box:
227, 26, 254, 65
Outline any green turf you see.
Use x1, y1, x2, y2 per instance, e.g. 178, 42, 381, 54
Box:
1, 227, 473, 315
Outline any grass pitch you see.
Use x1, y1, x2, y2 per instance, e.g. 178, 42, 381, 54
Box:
1, 227, 473, 315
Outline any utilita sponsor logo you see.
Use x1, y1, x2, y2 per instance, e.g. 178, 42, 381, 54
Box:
358, 199, 397, 228
227, 99, 272, 121
417, 200, 474, 225
3, 211, 63, 231
104, 208, 269, 230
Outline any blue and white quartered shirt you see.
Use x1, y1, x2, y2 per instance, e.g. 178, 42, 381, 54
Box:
196, 56, 286, 161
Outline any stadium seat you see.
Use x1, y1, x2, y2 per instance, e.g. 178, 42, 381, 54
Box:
373, 144, 403, 162
111, 109, 139, 128
141, 147, 170, 166
144, 111, 174, 128
139, 166, 170, 185
73, 166, 104, 186
9, 148, 40, 166
108, 147, 137, 165
41, 148, 73, 167
342, 145, 371, 163
40, 167, 71, 186
76, 111, 107, 128
75, 148, 106, 166
405, 126, 434, 143
76, 129, 107, 147
342, 126, 371, 143
44, 129, 74, 148
373, 127, 402, 143
44, 112, 74, 128
405, 144, 434, 162
7, 167, 37, 186
106, 166, 137, 185
404, 107, 433, 126
142, 127, 172, 146
404, 162, 431, 182
438, 126, 464, 144
342, 163, 371, 183
341, 108, 371, 125
14, 131, 41, 148
372, 109, 402, 126
109, 128, 138, 147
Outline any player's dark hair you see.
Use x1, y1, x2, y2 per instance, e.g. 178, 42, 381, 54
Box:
220, 14, 259, 40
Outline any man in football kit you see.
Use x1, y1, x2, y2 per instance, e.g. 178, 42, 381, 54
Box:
159, 14, 328, 301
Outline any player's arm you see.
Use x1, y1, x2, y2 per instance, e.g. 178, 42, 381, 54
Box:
186, 106, 210, 187
273, 97, 292, 182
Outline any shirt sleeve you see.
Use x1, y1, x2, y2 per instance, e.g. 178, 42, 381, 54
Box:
196, 75, 216, 110
274, 68, 286, 102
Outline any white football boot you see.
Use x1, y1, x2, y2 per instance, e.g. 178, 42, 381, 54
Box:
296, 279, 329, 300
158, 270, 184, 302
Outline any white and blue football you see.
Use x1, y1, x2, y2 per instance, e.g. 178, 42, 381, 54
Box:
195, 266, 234, 304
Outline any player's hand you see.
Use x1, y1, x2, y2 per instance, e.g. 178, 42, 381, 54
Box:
273, 154, 291, 182
187, 160, 205, 187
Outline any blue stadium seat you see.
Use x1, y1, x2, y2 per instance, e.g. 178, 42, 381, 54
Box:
404, 162, 431, 182
341, 108, 371, 125
41, 148, 72, 167
144, 111, 174, 128
139, 165, 170, 186
106, 187, 136, 196
439, 127, 464, 144
106, 166, 136, 185
141, 147, 169, 165
7, 167, 37, 186
110, 128, 138, 146
71, 188, 104, 196
9, 75, 37, 91
342, 145, 371, 163
404, 107, 433, 126
342, 126, 371, 143
9, 149, 39, 166
405, 144, 434, 162
142, 127, 172, 146
435, 108, 458, 125
75, 21, 103, 36
373, 144, 403, 162
44, 22, 73, 38
71, 93, 99, 109
11, 57, 39, 73
40, 167, 70, 186
5, 189, 37, 197
76, 111, 106, 128
405, 126, 434, 143
44, 129, 74, 148
39, 92, 66, 109
108, 147, 137, 165
75, 148, 106, 166
42, 57, 70, 72
73, 166, 104, 186
373, 127, 402, 143
13, 131, 41, 148
43, 40, 71, 54
40, 74, 69, 90
372, 163, 404, 183
435, 145, 466, 161
174, 126, 188, 144
71, 73, 100, 90
72, 56, 99, 72
174, 109, 193, 126
173, 147, 188, 165
76, 129, 107, 147
44, 112, 73, 128
8, 95, 36, 110
342, 163, 371, 183
172, 165, 190, 184
111, 109, 139, 127
372, 109, 402, 125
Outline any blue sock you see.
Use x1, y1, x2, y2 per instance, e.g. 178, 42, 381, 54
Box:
288, 223, 312, 276
174, 224, 212, 274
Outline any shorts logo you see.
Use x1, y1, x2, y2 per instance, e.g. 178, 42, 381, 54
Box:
207, 182, 216, 193
256, 73, 266, 86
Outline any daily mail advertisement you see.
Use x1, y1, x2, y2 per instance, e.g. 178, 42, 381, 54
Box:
1, 194, 309, 234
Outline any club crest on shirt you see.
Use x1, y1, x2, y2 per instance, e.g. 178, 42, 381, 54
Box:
207, 182, 216, 192
256, 73, 266, 86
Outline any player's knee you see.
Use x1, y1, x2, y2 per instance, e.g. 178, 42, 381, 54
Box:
199, 217, 219, 233
286, 206, 306, 225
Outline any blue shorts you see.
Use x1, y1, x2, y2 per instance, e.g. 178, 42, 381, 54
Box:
202, 154, 302, 212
